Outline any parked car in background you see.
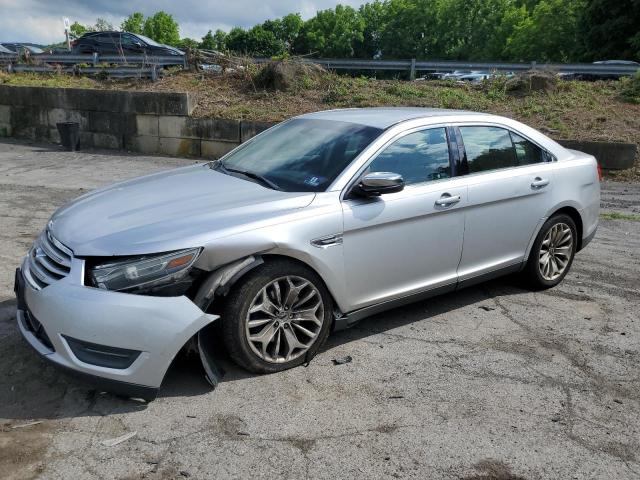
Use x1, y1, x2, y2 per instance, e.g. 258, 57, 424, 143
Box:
71, 32, 184, 57
592, 60, 640, 66
1, 43, 44, 54
0, 44, 14, 54
442, 70, 473, 80
15, 108, 600, 400
457, 71, 492, 83
562, 60, 640, 81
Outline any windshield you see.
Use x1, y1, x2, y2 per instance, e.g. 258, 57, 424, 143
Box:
219, 118, 382, 192
135, 34, 164, 47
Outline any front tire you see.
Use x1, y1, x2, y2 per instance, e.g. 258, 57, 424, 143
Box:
221, 260, 333, 373
524, 213, 577, 289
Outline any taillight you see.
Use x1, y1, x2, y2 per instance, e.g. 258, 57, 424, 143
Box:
597, 163, 603, 181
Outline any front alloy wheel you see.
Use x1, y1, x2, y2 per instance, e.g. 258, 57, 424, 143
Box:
221, 260, 333, 373
246, 276, 324, 363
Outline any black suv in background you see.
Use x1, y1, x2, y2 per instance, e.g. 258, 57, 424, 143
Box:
71, 32, 184, 57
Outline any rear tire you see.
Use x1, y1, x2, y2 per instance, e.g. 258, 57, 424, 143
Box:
523, 213, 577, 289
221, 260, 333, 374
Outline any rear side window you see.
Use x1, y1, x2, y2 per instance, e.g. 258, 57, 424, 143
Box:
368, 128, 451, 185
458, 126, 551, 174
97, 33, 116, 44
459, 126, 515, 173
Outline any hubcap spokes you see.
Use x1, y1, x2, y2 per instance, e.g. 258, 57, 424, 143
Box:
246, 276, 324, 363
539, 223, 573, 281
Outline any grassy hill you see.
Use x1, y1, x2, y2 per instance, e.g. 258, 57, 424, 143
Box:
1, 67, 638, 179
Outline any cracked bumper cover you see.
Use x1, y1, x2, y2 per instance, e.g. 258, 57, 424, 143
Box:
15, 265, 219, 399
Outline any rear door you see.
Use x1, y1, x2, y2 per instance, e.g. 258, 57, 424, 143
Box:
96, 33, 119, 54
454, 125, 557, 282
341, 126, 467, 310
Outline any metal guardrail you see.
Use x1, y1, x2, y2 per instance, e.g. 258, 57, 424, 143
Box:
8, 63, 162, 80
0, 52, 185, 80
255, 57, 640, 79
2, 52, 637, 80
0, 52, 186, 67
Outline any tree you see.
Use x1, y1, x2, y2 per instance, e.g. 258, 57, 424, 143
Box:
246, 26, 285, 56
177, 38, 199, 50
378, 0, 441, 59
224, 25, 284, 56
581, 0, 640, 61
121, 12, 144, 34
262, 13, 304, 51
505, 0, 585, 62
353, 1, 385, 58
294, 5, 365, 58
213, 29, 228, 51
92, 18, 114, 31
142, 11, 180, 46
436, 0, 527, 60
200, 29, 228, 51
69, 21, 87, 39
200, 30, 216, 50
226, 27, 250, 54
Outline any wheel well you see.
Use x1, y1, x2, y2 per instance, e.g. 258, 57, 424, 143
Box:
551, 206, 584, 250
194, 253, 339, 314
260, 254, 335, 299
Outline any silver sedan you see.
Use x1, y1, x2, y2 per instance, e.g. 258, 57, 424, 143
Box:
15, 108, 600, 399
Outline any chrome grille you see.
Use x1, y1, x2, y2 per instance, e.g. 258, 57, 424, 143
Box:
25, 229, 73, 290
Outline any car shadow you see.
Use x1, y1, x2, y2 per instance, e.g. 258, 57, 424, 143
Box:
0, 276, 527, 419
163, 275, 529, 394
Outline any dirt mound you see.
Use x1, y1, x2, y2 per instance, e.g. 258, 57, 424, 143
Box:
253, 60, 325, 91
505, 70, 558, 95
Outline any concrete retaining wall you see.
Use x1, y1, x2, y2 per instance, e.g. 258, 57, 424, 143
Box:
0, 85, 276, 158
557, 139, 637, 170
0, 85, 636, 168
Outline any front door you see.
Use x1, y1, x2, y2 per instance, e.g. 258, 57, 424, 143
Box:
341, 127, 467, 311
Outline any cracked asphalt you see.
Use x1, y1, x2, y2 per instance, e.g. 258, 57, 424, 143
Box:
0, 139, 639, 480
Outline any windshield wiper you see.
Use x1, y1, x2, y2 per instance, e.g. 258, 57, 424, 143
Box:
215, 163, 282, 191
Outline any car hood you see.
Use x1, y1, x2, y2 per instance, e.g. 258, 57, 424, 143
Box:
49, 164, 315, 256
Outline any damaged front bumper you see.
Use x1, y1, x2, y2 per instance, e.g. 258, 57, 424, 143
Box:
15, 262, 220, 401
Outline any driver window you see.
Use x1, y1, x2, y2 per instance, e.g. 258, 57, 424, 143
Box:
367, 128, 451, 186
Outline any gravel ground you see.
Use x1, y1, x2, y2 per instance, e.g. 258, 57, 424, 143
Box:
0, 140, 639, 480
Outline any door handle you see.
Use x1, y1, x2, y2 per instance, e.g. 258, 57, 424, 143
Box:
435, 193, 461, 206
531, 177, 550, 189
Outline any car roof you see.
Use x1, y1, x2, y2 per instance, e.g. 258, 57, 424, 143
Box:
297, 107, 489, 129
82, 31, 122, 37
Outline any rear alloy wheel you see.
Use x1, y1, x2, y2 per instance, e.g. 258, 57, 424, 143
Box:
538, 223, 573, 281
222, 260, 333, 373
524, 213, 577, 289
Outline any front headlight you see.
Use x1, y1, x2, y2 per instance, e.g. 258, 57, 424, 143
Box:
88, 248, 201, 292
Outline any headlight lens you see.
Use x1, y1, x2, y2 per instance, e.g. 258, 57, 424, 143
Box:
89, 248, 201, 292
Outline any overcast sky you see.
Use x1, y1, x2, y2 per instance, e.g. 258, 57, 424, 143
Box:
0, 0, 369, 45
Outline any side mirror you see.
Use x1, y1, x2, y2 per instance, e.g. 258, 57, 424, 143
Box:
353, 172, 405, 197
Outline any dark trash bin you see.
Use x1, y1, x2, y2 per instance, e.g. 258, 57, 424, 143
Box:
56, 122, 80, 151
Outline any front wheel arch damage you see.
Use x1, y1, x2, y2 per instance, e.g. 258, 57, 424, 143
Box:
188, 255, 265, 388
189, 253, 343, 388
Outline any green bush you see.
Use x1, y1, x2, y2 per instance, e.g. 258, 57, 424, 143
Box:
619, 72, 640, 104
